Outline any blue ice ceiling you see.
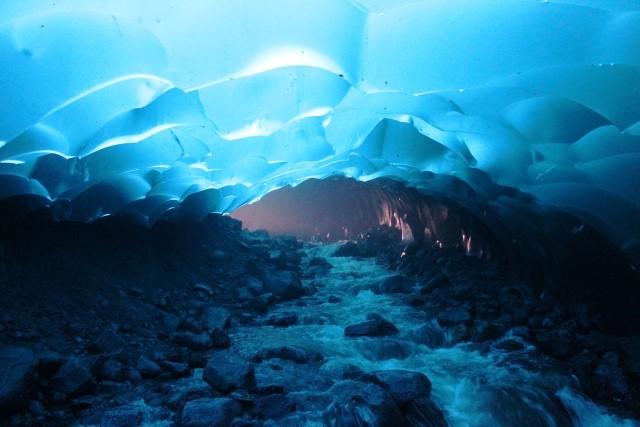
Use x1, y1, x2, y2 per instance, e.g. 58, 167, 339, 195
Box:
1, 1, 639, 259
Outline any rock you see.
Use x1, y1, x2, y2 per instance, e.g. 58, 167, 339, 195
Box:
267, 313, 298, 327
494, 339, 525, 352
172, 332, 211, 350
436, 308, 471, 327
0, 345, 37, 412
262, 269, 304, 301
210, 328, 232, 349
159, 360, 190, 377
378, 275, 417, 294
180, 398, 242, 427
237, 287, 254, 302
535, 320, 578, 360
203, 352, 256, 392
323, 380, 405, 427
252, 394, 296, 419
101, 406, 143, 427
248, 294, 273, 311
269, 250, 288, 269
334, 241, 361, 257
594, 364, 629, 395
470, 320, 503, 343
420, 272, 450, 294
49, 359, 96, 397
179, 317, 204, 334
201, 306, 231, 331
36, 350, 65, 378
93, 357, 126, 382
253, 345, 324, 364
617, 335, 640, 378
405, 397, 448, 427
244, 277, 265, 296
361, 370, 432, 406
451, 324, 469, 342
86, 328, 127, 354
345, 314, 399, 337
136, 356, 162, 378
309, 257, 333, 269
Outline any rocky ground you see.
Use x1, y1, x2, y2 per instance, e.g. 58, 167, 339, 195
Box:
0, 213, 639, 426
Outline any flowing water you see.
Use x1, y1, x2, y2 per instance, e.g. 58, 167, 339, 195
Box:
230, 243, 639, 427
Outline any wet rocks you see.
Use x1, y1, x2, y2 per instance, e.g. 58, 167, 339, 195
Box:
180, 397, 241, 427
203, 352, 256, 392
210, 328, 232, 349
436, 308, 471, 327
378, 275, 418, 294
323, 380, 405, 427
266, 312, 298, 327
362, 370, 432, 407
48, 359, 96, 398
405, 397, 448, 427
252, 345, 324, 364
171, 332, 211, 350
345, 314, 399, 337
135, 356, 162, 378
0, 345, 37, 413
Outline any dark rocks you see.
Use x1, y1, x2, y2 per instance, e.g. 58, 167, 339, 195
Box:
135, 356, 162, 378
267, 312, 298, 327
378, 275, 418, 294
493, 339, 525, 352
262, 269, 304, 301
309, 257, 333, 269
93, 357, 126, 382
171, 332, 211, 350
252, 394, 296, 419
361, 370, 432, 406
253, 345, 324, 364
201, 306, 231, 331
534, 320, 578, 360
334, 241, 361, 257
0, 345, 37, 413
323, 380, 405, 427
180, 397, 241, 427
49, 359, 96, 398
203, 352, 256, 392
210, 328, 232, 349
405, 397, 448, 427
345, 314, 399, 337
101, 406, 144, 427
86, 328, 127, 354
420, 272, 450, 294
436, 308, 471, 327
617, 335, 640, 378
159, 360, 190, 377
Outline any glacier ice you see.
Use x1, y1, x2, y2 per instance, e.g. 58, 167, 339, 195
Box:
1, 1, 640, 262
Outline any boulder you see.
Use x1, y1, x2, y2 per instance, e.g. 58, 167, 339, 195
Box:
180, 398, 241, 427
252, 394, 296, 419
201, 306, 231, 331
210, 328, 232, 349
323, 380, 405, 427
267, 313, 298, 327
0, 345, 37, 412
405, 397, 448, 427
203, 352, 256, 392
436, 308, 471, 327
171, 332, 211, 350
135, 356, 162, 378
361, 370, 432, 406
253, 345, 324, 364
378, 275, 417, 294
49, 359, 96, 397
262, 269, 304, 301
345, 314, 399, 337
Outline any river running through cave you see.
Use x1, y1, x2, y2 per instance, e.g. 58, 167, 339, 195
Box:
226, 243, 637, 427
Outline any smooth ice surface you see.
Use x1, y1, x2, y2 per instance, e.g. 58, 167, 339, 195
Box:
1, 1, 640, 260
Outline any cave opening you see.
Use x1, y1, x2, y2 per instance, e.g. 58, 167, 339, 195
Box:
231, 176, 496, 259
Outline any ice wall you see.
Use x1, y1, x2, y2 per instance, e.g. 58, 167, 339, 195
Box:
1, 1, 639, 262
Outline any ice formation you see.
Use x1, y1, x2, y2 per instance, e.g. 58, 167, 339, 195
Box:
1, 1, 639, 262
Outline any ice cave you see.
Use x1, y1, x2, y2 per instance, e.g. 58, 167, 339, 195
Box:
0, 1, 639, 426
